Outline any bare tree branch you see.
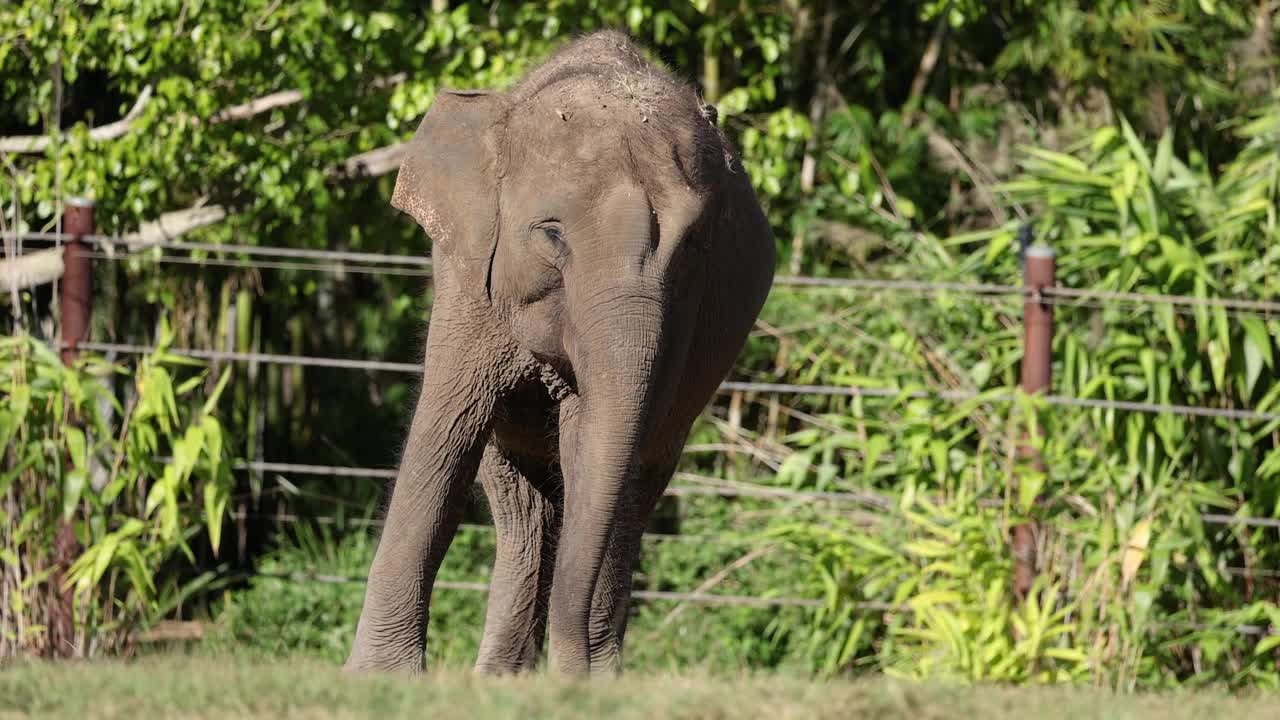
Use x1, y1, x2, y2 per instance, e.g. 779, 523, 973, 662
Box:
207, 88, 303, 124
123, 202, 229, 248
788, 0, 837, 275
0, 73, 407, 154
1, 248, 63, 295
328, 141, 409, 180
903, 0, 953, 127
924, 129, 1009, 224
0, 203, 229, 291
0, 85, 154, 154
656, 544, 776, 629
1, 68, 416, 295
0, 130, 412, 289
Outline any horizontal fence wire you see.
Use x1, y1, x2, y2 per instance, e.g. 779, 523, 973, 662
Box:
230, 511, 750, 546
772, 275, 1021, 296
244, 570, 1278, 634
232, 459, 888, 507
1042, 285, 1280, 316
11, 231, 434, 267
248, 568, 831, 609
229, 459, 1280, 529
11, 230, 1280, 315
18, 236, 1280, 600
66, 341, 1280, 423
83, 251, 434, 278
76, 341, 422, 373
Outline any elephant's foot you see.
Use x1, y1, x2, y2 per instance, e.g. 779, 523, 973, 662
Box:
343, 652, 424, 673
473, 659, 535, 676
587, 643, 624, 676
343, 642, 424, 674
345, 613, 426, 673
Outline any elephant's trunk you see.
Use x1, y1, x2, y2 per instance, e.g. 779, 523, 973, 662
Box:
346, 281, 507, 672
549, 281, 667, 672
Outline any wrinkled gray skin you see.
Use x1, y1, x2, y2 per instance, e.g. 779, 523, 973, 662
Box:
345, 31, 774, 675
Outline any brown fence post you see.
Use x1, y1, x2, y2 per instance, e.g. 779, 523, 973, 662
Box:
1013, 244, 1054, 601
60, 198, 95, 364
49, 197, 94, 657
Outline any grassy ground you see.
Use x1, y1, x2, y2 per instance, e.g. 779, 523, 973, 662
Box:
2, 655, 1278, 720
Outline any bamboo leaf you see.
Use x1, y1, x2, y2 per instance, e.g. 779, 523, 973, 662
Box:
1119, 115, 1153, 176
204, 480, 228, 556
1241, 317, 1273, 368
1253, 634, 1280, 656
1122, 517, 1153, 586
62, 470, 87, 522
63, 426, 87, 472
1153, 130, 1173, 186
908, 590, 964, 610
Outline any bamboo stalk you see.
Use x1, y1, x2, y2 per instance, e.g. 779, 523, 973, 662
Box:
788, 1, 835, 275
702, 0, 721, 104
902, 0, 953, 127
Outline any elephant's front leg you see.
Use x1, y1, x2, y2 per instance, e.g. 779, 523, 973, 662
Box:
345, 381, 489, 672
475, 442, 560, 673
345, 287, 516, 672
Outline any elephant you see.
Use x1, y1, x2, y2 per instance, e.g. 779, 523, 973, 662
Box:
345, 30, 775, 675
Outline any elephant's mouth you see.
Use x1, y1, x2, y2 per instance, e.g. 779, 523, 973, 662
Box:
538, 360, 577, 402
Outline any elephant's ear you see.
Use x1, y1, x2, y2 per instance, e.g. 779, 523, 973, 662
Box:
392, 90, 504, 300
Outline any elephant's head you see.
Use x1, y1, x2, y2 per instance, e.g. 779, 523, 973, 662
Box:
393, 42, 726, 395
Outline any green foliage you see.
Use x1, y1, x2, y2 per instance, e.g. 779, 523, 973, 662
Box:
770, 396, 1280, 688
0, 329, 233, 657
211, 523, 492, 666
211, 505, 818, 673
746, 99, 1280, 687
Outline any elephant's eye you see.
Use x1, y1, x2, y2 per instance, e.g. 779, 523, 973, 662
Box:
532, 221, 566, 255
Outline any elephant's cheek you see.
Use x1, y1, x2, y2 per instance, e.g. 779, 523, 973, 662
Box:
511, 296, 568, 364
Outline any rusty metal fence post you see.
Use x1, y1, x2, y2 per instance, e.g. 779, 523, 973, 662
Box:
50, 197, 94, 657
60, 198, 95, 364
1013, 245, 1055, 601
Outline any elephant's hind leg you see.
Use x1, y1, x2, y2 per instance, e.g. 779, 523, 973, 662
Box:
474, 442, 560, 673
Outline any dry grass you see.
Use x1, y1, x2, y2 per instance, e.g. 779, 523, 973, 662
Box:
2, 654, 1278, 719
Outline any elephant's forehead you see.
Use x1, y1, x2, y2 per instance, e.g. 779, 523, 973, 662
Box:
506, 88, 628, 168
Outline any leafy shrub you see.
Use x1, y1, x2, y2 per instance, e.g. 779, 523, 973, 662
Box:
212, 496, 820, 673
210, 523, 492, 667
0, 326, 232, 657
760, 101, 1280, 688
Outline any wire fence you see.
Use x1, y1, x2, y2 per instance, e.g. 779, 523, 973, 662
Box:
9, 231, 434, 267
83, 251, 435, 278
26, 235, 1279, 530
225, 514, 1278, 625
241, 569, 1277, 637
230, 457, 1280, 529
11, 228, 1280, 636
69, 341, 1280, 423
9, 229, 1280, 316
247, 567, 831, 609
230, 458, 896, 508
232, 509, 752, 547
